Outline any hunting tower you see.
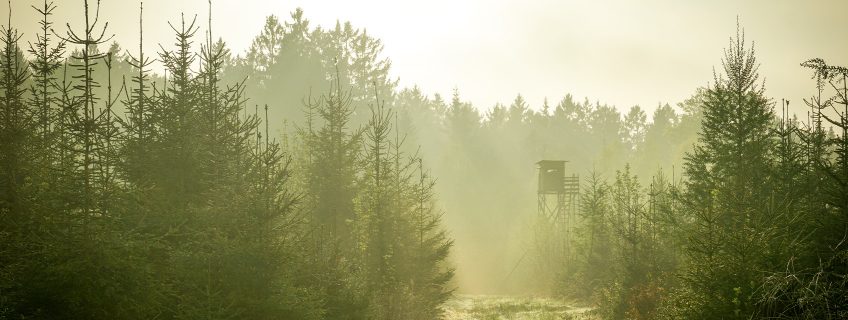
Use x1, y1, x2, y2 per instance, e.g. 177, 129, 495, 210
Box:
537, 160, 579, 218
536, 160, 580, 257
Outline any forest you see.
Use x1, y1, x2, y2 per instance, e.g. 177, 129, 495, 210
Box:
1, 0, 847, 319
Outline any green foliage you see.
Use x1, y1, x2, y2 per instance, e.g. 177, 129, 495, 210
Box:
563, 166, 681, 320
3, 2, 847, 320
297, 72, 369, 319
231, 9, 396, 127
2, 2, 448, 319
754, 59, 848, 320
293, 71, 454, 318
676, 25, 788, 319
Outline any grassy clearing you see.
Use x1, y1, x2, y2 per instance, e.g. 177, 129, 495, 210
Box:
444, 295, 596, 320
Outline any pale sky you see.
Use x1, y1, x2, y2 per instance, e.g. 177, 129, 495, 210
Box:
4, 0, 847, 116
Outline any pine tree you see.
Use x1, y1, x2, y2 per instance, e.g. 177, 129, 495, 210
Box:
298, 68, 367, 319
758, 59, 848, 319
356, 86, 454, 319
247, 15, 284, 78
623, 105, 647, 153
406, 158, 455, 319
318, 19, 397, 124
123, 2, 153, 144
610, 165, 647, 318
0, 7, 31, 217
358, 86, 398, 319
681, 24, 780, 319
508, 94, 529, 125
58, 0, 114, 216
571, 171, 614, 298
0, 9, 35, 317
639, 104, 679, 174
27, 0, 65, 143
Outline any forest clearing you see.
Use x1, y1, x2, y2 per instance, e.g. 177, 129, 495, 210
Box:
443, 295, 594, 320
1, 0, 847, 319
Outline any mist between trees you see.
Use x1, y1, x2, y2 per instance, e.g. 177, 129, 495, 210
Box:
1, 1, 847, 319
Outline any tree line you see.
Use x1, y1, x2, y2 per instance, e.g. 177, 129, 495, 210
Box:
0, 1, 451, 319
1, 1, 846, 319
553, 28, 848, 319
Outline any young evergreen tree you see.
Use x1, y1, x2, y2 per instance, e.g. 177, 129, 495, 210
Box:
355, 87, 454, 319
58, 0, 114, 217
758, 59, 848, 319
406, 158, 455, 320
298, 69, 368, 319
27, 0, 65, 143
680, 25, 781, 319
0, 6, 31, 220
0, 10, 35, 317
569, 171, 614, 298
357, 88, 399, 319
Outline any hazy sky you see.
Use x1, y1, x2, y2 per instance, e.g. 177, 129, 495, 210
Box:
4, 0, 847, 116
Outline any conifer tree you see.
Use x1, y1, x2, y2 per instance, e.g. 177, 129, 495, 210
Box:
358, 86, 398, 319
571, 171, 614, 298
680, 24, 780, 319
27, 0, 65, 142
758, 59, 848, 319
58, 0, 113, 216
299, 68, 367, 319
123, 2, 153, 144
355, 86, 454, 319
623, 106, 647, 153
0, 9, 35, 317
0, 6, 30, 216
247, 15, 284, 79
406, 158, 455, 320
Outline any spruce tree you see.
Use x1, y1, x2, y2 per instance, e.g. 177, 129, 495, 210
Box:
358, 87, 398, 319
406, 158, 455, 319
758, 59, 848, 319
681, 24, 780, 319
27, 0, 65, 143
299, 68, 367, 319
0, 10, 34, 317
0, 7, 31, 217
569, 171, 613, 298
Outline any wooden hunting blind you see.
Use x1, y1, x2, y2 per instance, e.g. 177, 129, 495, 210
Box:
536, 159, 580, 261
537, 160, 566, 194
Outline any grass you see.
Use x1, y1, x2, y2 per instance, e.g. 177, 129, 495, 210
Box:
444, 294, 596, 320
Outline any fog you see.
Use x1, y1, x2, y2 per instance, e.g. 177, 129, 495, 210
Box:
2, 0, 847, 319
4, 1, 847, 113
